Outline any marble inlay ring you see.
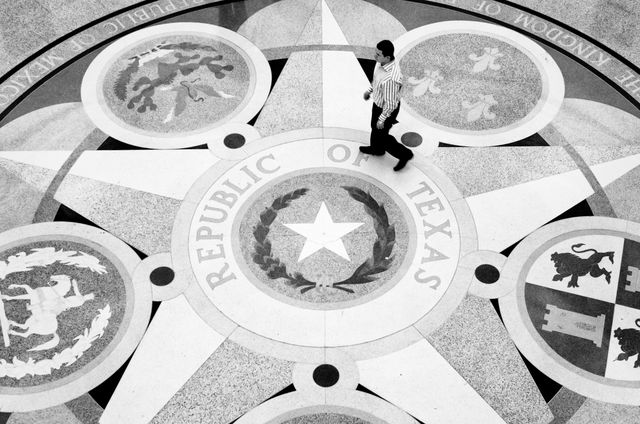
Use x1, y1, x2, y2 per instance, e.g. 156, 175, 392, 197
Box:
172, 129, 477, 361
81, 23, 271, 149
394, 21, 565, 146
0, 222, 150, 412
499, 217, 640, 405
235, 389, 416, 424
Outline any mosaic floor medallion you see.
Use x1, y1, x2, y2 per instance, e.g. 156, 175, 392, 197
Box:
500, 218, 640, 404
173, 131, 476, 358
395, 21, 565, 146
0, 223, 150, 411
81, 23, 271, 149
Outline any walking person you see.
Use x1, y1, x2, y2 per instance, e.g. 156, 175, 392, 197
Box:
360, 39, 414, 171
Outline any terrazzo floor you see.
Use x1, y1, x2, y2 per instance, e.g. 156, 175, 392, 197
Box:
1, 0, 640, 423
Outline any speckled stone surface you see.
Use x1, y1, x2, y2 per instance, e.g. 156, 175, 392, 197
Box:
151, 339, 294, 424
95, 0, 140, 9
602, 165, 640, 222
425, 295, 553, 424
0, 161, 58, 193
237, 172, 410, 305
0, 240, 126, 387
55, 174, 180, 255
401, 34, 542, 131
237, 0, 317, 50
0, 103, 96, 151
0, 166, 47, 233
65, 393, 103, 424
511, 0, 640, 68
102, 36, 250, 134
573, 145, 640, 166
548, 388, 586, 424
0, 1, 55, 75
325, 0, 405, 47
39, 0, 109, 35
566, 397, 640, 424
6, 404, 82, 424
552, 99, 640, 146
254, 51, 322, 137
429, 147, 576, 197
295, 0, 322, 46
282, 413, 373, 424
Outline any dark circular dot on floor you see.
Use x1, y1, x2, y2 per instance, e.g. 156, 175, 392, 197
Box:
401, 132, 423, 147
313, 364, 340, 387
223, 133, 246, 149
475, 264, 500, 284
150, 266, 175, 286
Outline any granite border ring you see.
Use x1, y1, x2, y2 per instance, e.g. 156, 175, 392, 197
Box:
499, 217, 640, 405
81, 23, 271, 149
0, 222, 150, 412
394, 21, 565, 146
234, 389, 417, 424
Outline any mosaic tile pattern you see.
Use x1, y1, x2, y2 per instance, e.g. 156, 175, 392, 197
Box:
1, 0, 640, 422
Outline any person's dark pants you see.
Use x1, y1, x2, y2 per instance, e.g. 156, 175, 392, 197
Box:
368, 103, 413, 160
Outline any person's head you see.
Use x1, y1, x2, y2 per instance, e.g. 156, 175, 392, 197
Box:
375, 40, 395, 65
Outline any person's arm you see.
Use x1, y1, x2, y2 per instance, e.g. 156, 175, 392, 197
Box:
377, 79, 401, 125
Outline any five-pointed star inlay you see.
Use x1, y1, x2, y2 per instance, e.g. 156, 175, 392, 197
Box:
282, 202, 364, 262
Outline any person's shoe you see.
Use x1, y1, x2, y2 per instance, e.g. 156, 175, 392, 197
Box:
359, 146, 384, 156
393, 151, 414, 172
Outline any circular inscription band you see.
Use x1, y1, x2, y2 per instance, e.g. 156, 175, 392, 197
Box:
172, 130, 477, 361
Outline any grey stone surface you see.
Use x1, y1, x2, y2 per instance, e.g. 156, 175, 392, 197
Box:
603, 165, 640, 222
237, 0, 318, 50
65, 393, 103, 424
38, 0, 109, 35
425, 294, 553, 424
151, 339, 294, 424
325, 0, 405, 47
510, 0, 640, 69
552, 98, 640, 146
566, 397, 640, 424
254, 51, 323, 137
282, 413, 372, 424
55, 174, 180, 255
0, 1, 56, 76
430, 147, 576, 197
0, 103, 95, 151
7, 405, 82, 424
548, 387, 586, 424
295, 0, 322, 46
0, 165, 47, 233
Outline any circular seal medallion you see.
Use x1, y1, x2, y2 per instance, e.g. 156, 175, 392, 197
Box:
173, 130, 476, 359
81, 23, 271, 149
234, 170, 413, 308
394, 21, 564, 146
500, 217, 640, 404
0, 223, 150, 411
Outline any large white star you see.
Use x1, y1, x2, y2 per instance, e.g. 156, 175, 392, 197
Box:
282, 202, 364, 262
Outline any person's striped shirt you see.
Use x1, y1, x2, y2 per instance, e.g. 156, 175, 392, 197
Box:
367, 60, 403, 124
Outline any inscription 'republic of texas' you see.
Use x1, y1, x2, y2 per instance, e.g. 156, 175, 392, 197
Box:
189, 143, 461, 299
